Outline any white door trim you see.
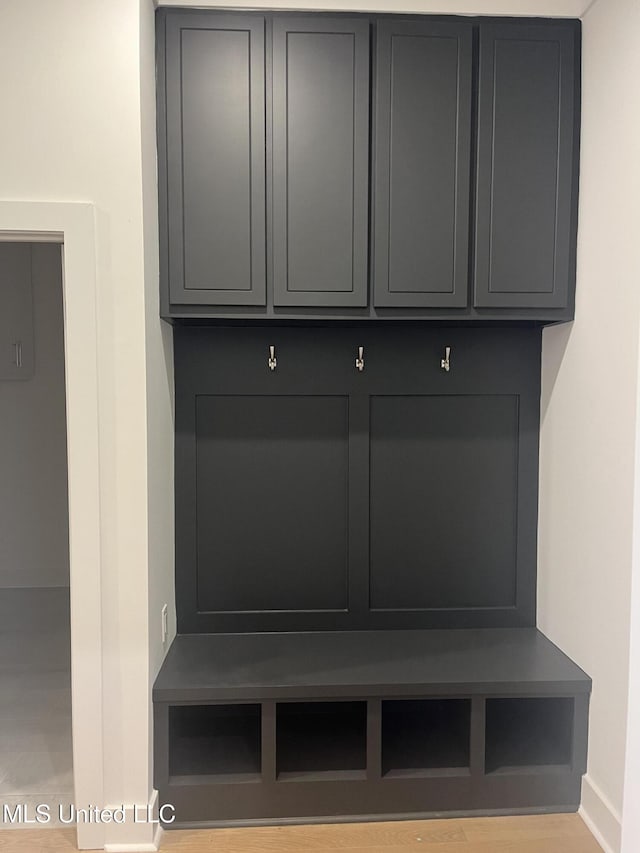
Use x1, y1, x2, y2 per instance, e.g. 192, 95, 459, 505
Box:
0, 201, 104, 850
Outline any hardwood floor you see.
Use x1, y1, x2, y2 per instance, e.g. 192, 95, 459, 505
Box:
0, 814, 602, 852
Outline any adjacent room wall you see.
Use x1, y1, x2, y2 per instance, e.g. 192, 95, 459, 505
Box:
0, 243, 69, 589
0, 1, 174, 846
538, 0, 640, 850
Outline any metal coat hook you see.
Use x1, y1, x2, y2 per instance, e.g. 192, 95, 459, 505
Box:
440, 346, 451, 372
355, 346, 364, 372
268, 345, 277, 371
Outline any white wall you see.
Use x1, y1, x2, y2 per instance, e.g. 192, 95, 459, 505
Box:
0, 243, 69, 589
159, 0, 589, 15
622, 340, 640, 852
0, 0, 174, 846
140, 0, 177, 786
538, 0, 640, 850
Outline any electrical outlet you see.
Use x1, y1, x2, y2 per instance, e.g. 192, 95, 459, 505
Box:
161, 604, 168, 646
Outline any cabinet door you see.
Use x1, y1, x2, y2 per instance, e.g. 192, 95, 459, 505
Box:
272, 17, 370, 307
0, 243, 34, 381
373, 21, 472, 308
474, 23, 577, 309
163, 13, 266, 305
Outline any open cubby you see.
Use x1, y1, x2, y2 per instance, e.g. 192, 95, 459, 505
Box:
485, 697, 574, 774
276, 701, 367, 781
168, 704, 261, 782
154, 630, 591, 825
382, 699, 471, 778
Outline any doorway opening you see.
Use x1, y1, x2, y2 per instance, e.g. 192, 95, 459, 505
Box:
0, 242, 73, 828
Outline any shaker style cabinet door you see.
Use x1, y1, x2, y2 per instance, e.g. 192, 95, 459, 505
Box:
474, 23, 577, 309
373, 21, 473, 308
272, 18, 370, 307
163, 13, 266, 305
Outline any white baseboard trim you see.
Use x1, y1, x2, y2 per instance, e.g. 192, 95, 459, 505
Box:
580, 774, 622, 853
103, 789, 162, 852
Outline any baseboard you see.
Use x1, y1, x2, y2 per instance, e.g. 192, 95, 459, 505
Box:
103, 789, 162, 852
580, 775, 622, 853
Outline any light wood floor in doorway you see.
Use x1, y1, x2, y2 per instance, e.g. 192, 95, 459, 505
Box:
0, 814, 602, 852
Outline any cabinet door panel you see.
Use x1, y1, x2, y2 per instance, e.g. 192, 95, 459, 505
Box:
374, 22, 472, 307
195, 395, 349, 614
272, 18, 369, 307
165, 14, 266, 305
369, 395, 518, 611
474, 24, 576, 308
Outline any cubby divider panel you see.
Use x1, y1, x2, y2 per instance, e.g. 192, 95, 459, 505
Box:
276, 701, 367, 781
382, 698, 471, 777
169, 704, 261, 782
485, 697, 574, 774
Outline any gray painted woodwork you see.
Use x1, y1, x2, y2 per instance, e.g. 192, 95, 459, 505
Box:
154, 628, 590, 703
153, 628, 590, 825
271, 17, 370, 307
164, 13, 266, 305
474, 23, 577, 309
195, 395, 349, 614
174, 326, 540, 634
157, 11, 580, 321
369, 395, 518, 611
0, 243, 34, 381
373, 21, 472, 307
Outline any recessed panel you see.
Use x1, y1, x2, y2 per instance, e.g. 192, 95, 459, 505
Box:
196, 395, 349, 613
272, 19, 369, 306
489, 39, 560, 294
374, 22, 471, 307
388, 35, 459, 293
284, 32, 355, 293
370, 395, 518, 610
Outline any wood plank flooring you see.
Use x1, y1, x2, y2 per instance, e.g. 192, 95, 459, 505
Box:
0, 814, 602, 852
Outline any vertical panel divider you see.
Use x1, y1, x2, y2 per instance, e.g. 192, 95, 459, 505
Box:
367, 698, 382, 780
571, 694, 589, 775
348, 389, 371, 622
262, 700, 277, 782
154, 703, 170, 788
470, 696, 486, 777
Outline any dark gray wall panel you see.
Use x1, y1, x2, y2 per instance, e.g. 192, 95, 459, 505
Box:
374, 22, 472, 307
474, 23, 576, 308
165, 13, 266, 305
175, 326, 540, 632
195, 395, 349, 613
369, 395, 518, 610
272, 18, 369, 307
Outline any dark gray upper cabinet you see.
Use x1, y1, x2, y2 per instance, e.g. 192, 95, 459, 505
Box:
373, 21, 472, 308
162, 13, 266, 305
272, 18, 370, 307
157, 11, 580, 321
474, 23, 577, 309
